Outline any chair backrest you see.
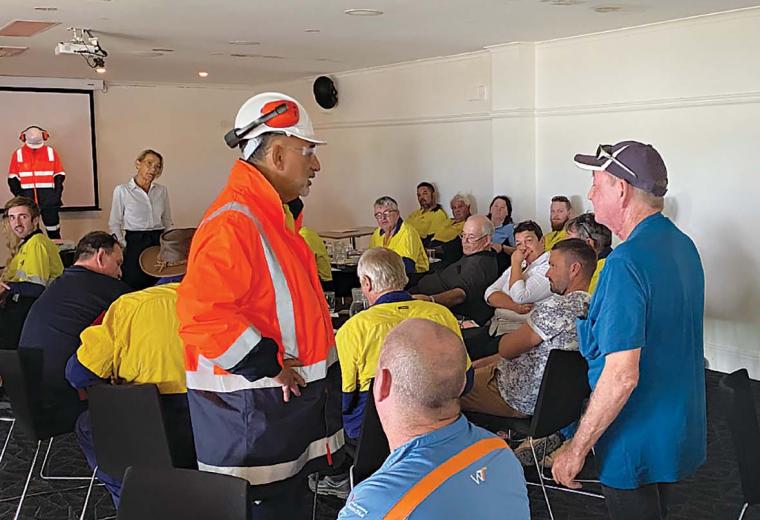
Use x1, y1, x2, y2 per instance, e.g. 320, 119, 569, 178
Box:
117, 466, 248, 520
719, 369, 760, 505
0, 349, 73, 440
88, 384, 174, 479
352, 379, 390, 485
530, 349, 590, 438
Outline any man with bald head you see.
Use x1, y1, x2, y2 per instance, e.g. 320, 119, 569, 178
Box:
411, 214, 500, 326
338, 319, 529, 520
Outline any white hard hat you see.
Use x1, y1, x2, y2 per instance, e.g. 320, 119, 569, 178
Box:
226, 92, 325, 154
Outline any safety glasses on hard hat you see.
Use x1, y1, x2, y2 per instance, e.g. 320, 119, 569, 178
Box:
596, 144, 638, 179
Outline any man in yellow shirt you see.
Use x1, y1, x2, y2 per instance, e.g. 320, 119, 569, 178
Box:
405, 182, 450, 246
565, 212, 613, 294
1, 196, 63, 348
544, 195, 574, 251
370, 196, 429, 274
65, 228, 196, 507
299, 226, 333, 286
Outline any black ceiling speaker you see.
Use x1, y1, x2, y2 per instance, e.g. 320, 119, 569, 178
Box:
313, 76, 338, 109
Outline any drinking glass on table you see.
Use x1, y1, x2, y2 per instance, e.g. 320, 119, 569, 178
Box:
349, 287, 368, 316
324, 291, 336, 313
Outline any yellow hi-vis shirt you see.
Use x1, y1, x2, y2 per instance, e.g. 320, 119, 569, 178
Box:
588, 257, 607, 295
432, 219, 466, 243
406, 206, 449, 240
370, 221, 429, 273
76, 283, 186, 394
299, 226, 333, 282
336, 298, 471, 396
544, 229, 568, 252
3, 231, 63, 286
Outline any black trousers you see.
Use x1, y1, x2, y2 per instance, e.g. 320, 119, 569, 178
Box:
122, 229, 162, 290
0, 296, 37, 350
249, 476, 312, 520
603, 482, 673, 520
40, 206, 61, 240
462, 326, 500, 360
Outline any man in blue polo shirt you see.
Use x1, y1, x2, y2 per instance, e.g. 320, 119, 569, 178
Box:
338, 319, 529, 520
19, 231, 130, 427
552, 141, 705, 520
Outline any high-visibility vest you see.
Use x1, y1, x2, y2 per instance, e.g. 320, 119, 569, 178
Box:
8, 145, 65, 201
176, 160, 342, 487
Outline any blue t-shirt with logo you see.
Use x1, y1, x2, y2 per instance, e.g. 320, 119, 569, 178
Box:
578, 212, 706, 489
338, 415, 529, 519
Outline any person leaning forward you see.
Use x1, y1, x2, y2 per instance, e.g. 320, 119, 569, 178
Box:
176, 92, 343, 520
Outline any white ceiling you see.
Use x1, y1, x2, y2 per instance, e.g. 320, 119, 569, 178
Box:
1, 0, 759, 87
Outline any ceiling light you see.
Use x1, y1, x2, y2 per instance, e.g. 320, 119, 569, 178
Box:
305, 29, 321, 33
198, 71, 209, 78
152, 48, 174, 53
33, 7, 58, 11
96, 66, 106, 74
228, 40, 260, 46
344, 8, 383, 16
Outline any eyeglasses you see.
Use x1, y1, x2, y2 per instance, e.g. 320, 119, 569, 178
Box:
459, 232, 488, 243
374, 209, 398, 220
597, 145, 637, 179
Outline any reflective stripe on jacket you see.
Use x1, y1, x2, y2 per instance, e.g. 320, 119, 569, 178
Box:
176, 159, 343, 490
8, 146, 65, 200
4, 231, 63, 287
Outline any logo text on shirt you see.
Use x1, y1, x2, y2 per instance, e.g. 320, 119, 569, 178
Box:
470, 466, 488, 485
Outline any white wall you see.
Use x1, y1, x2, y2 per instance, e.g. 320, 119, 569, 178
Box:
532, 9, 760, 377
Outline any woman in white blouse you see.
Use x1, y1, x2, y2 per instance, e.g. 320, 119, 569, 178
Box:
109, 149, 172, 289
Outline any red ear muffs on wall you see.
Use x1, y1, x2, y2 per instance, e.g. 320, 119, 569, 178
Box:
19, 126, 50, 141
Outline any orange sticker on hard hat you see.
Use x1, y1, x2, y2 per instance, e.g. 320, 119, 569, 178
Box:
261, 100, 300, 128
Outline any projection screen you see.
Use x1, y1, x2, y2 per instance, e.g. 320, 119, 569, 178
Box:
0, 87, 98, 211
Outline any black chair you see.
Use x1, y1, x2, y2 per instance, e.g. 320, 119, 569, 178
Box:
465, 349, 602, 520
0, 349, 86, 520
80, 384, 178, 518
117, 466, 248, 520
719, 369, 760, 520
349, 379, 390, 489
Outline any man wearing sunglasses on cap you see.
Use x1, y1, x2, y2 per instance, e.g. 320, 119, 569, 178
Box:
177, 93, 343, 519
551, 141, 705, 520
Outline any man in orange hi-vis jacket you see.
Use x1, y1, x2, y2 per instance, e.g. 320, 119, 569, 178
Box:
176, 92, 343, 519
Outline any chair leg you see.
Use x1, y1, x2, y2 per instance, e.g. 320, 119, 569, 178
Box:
39, 436, 92, 480
738, 503, 749, 520
349, 465, 356, 490
529, 437, 555, 520
78, 465, 98, 520
13, 439, 42, 520
0, 417, 15, 465
312, 472, 319, 520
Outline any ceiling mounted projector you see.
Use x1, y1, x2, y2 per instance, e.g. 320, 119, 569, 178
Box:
55, 27, 108, 69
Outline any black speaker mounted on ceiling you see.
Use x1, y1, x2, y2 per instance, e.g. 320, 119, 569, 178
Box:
313, 76, 338, 109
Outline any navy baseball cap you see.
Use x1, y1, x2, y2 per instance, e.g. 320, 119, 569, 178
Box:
574, 141, 668, 197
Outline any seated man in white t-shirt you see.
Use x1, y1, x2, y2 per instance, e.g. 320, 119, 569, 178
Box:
484, 220, 552, 335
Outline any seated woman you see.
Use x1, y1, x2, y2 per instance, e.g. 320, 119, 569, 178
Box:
486, 195, 516, 272
369, 196, 429, 275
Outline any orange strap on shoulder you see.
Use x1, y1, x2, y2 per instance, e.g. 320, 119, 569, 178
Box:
384, 437, 507, 520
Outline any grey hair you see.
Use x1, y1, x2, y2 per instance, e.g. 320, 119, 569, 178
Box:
633, 186, 665, 211
565, 212, 612, 251
243, 133, 278, 165
373, 196, 398, 211
450, 193, 471, 208
357, 247, 408, 293
479, 216, 495, 237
